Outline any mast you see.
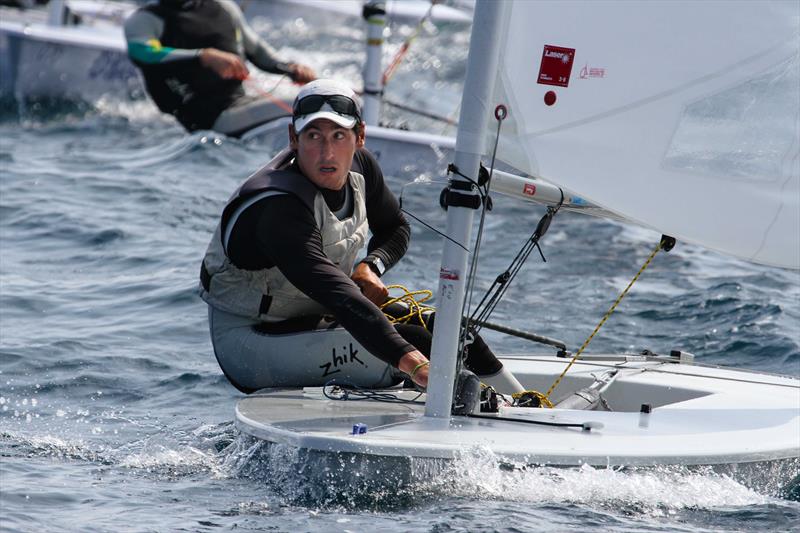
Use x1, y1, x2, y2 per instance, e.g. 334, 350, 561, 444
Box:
47, 0, 67, 26
425, 0, 506, 418
362, 1, 387, 127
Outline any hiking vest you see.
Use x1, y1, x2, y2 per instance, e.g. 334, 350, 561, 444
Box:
199, 163, 369, 321
139, 0, 245, 130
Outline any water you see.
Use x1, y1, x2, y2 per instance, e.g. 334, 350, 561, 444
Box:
2, 7, 799, 533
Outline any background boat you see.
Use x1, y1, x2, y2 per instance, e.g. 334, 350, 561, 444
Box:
0, 0, 469, 108
239, 0, 472, 26
0, 0, 141, 102
0, 0, 477, 177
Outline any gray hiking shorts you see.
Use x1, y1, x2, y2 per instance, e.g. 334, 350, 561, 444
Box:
208, 306, 404, 392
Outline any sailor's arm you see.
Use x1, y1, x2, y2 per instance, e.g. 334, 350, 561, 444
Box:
362, 183, 410, 266
351, 149, 411, 304
350, 262, 388, 306
124, 10, 196, 65
398, 350, 430, 388
219, 0, 316, 83
124, 8, 248, 79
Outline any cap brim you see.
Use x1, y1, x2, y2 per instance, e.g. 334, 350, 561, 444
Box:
294, 111, 358, 133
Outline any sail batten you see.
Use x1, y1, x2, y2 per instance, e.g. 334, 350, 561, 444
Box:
492, 0, 800, 269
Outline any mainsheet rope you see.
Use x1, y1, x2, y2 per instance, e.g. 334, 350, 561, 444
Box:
243, 77, 294, 114
381, 1, 439, 87
543, 236, 675, 402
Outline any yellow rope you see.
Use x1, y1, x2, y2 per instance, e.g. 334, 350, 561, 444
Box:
511, 390, 554, 408
380, 284, 435, 327
541, 239, 665, 404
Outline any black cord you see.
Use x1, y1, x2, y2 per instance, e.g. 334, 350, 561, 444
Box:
447, 163, 485, 196
400, 207, 471, 252
323, 380, 424, 404
467, 413, 593, 431
468, 193, 565, 339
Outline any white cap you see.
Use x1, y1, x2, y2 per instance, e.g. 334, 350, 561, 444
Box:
292, 79, 362, 133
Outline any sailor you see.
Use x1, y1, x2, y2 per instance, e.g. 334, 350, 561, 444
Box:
124, 0, 316, 137
199, 78, 526, 394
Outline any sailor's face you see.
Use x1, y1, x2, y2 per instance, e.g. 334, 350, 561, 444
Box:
290, 119, 365, 191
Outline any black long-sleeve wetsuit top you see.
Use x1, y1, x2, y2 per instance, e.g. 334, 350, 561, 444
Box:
226, 148, 415, 367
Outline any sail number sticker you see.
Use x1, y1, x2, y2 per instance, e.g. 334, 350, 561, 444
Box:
538, 45, 576, 87
440, 268, 460, 281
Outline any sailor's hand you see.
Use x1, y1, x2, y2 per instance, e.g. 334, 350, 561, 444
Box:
199, 48, 250, 80
351, 262, 389, 306
398, 350, 429, 389
288, 63, 317, 84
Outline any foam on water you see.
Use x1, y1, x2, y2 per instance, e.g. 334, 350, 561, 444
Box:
207, 433, 798, 515
444, 449, 775, 511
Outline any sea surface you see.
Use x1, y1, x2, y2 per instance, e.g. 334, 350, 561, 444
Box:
1, 5, 799, 533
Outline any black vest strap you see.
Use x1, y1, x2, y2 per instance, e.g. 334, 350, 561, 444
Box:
219, 164, 319, 241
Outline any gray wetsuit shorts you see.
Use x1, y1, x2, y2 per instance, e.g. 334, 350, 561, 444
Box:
208, 306, 404, 392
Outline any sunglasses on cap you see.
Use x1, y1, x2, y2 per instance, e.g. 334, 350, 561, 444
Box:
293, 94, 361, 121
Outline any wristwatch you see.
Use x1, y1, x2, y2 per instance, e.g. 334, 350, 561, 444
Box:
362, 257, 386, 276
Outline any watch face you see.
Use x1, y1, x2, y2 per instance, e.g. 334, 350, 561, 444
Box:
370, 257, 386, 275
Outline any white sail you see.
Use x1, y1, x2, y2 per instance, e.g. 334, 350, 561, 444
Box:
491, 0, 800, 269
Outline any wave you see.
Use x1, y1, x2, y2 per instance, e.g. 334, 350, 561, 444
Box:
222, 435, 800, 513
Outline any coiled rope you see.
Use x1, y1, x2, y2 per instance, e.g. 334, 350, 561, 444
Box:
380, 284, 434, 328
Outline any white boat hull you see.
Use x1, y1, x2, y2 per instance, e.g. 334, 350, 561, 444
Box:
236, 355, 800, 467
0, 16, 142, 101
240, 0, 471, 27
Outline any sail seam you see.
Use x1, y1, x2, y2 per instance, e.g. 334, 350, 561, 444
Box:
750, 105, 800, 264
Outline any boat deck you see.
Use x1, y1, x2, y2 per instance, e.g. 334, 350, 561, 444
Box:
236, 355, 800, 467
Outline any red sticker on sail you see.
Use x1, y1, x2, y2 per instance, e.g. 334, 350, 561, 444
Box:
440, 268, 460, 280
538, 45, 575, 87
